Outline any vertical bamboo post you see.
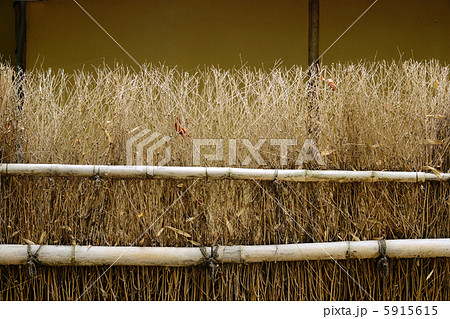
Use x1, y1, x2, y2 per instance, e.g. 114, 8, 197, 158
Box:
307, 0, 320, 138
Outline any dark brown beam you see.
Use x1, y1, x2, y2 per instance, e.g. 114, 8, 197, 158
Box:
14, 1, 26, 73
13, 1, 26, 112
307, 0, 320, 141
308, 0, 319, 68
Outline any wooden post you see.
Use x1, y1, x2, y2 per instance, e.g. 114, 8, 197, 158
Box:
307, 0, 320, 140
14, 1, 26, 74
308, 0, 320, 68
13, 1, 26, 113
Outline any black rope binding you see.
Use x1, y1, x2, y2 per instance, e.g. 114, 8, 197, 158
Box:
94, 174, 102, 189
26, 244, 41, 278
200, 246, 219, 280
273, 169, 280, 186
377, 239, 389, 278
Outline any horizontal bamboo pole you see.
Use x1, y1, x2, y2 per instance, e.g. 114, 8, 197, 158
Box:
1, 164, 449, 182
0, 239, 449, 267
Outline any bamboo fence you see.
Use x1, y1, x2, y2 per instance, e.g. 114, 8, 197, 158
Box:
1, 61, 448, 300
1, 239, 449, 267
1, 164, 449, 182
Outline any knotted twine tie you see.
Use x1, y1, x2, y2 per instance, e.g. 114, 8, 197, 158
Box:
200, 246, 219, 280
26, 244, 42, 277
377, 239, 389, 278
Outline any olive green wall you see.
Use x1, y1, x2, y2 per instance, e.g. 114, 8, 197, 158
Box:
0, 0, 16, 65
320, 0, 450, 63
5, 0, 449, 71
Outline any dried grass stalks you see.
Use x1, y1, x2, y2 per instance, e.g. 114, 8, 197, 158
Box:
0, 61, 449, 300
